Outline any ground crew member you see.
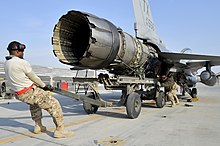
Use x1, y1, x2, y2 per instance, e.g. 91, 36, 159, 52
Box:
4, 41, 73, 138
160, 74, 180, 107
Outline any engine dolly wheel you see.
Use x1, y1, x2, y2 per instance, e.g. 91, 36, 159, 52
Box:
126, 92, 141, 119
155, 91, 166, 108
83, 92, 99, 114
0, 82, 6, 97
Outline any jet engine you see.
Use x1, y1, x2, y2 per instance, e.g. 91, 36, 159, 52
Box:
52, 10, 156, 75
200, 70, 217, 86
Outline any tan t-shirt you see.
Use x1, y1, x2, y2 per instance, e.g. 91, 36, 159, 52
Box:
4, 56, 34, 92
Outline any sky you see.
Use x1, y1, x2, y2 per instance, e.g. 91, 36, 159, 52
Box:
1, 0, 220, 72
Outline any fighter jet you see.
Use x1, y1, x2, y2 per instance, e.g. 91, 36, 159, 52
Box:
132, 0, 220, 97
51, 0, 220, 118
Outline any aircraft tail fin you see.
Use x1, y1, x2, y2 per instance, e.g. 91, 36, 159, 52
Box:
132, 0, 165, 48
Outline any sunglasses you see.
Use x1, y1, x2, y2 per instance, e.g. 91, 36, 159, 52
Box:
18, 49, 24, 52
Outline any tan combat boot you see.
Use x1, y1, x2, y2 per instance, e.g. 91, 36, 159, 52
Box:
34, 119, 47, 134
175, 97, 180, 105
54, 126, 74, 138
171, 101, 176, 107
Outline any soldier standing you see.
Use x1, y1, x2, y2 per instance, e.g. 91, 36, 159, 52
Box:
4, 41, 73, 138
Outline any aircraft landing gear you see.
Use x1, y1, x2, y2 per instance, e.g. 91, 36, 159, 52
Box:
126, 92, 142, 119
191, 88, 197, 98
83, 92, 99, 114
181, 84, 197, 99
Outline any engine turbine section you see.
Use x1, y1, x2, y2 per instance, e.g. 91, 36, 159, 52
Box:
200, 70, 217, 86
52, 10, 154, 75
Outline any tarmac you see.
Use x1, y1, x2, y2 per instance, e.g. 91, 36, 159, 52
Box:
0, 83, 220, 146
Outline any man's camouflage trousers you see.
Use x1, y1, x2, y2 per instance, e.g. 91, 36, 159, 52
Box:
16, 86, 64, 129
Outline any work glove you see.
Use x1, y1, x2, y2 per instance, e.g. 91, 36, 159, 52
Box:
42, 84, 54, 91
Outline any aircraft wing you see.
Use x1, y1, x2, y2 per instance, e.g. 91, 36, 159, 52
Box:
159, 52, 220, 69
186, 60, 220, 68
159, 52, 220, 61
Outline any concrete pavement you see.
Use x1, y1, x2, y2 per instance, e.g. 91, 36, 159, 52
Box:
0, 84, 220, 146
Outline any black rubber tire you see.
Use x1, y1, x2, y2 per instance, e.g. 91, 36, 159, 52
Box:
182, 89, 185, 96
83, 92, 99, 114
191, 88, 197, 98
156, 91, 166, 108
0, 83, 6, 97
126, 92, 141, 119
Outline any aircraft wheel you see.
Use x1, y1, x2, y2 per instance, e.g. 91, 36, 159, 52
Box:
191, 88, 197, 98
0, 82, 6, 97
126, 92, 141, 119
156, 91, 166, 108
182, 88, 185, 96
83, 92, 99, 114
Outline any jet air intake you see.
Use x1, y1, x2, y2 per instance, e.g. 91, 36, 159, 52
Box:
52, 10, 153, 75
